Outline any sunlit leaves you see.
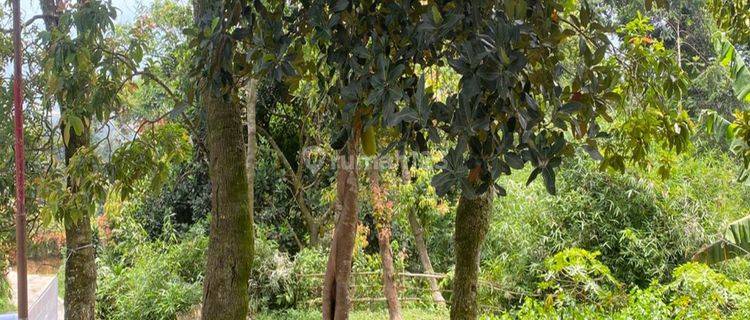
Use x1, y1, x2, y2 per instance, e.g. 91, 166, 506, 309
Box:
707, 0, 750, 45
42, 0, 133, 127
597, 12, 693, 175
38, 148, 107, 226
110, 124, 192, 200
713, 34, 750, 104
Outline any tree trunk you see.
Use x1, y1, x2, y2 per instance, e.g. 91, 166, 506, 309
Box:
369, 160, 403, 320
450, 193, 493, 320
194, 1, 253, 319
399, 154, 445, 306
246, 78, 258, 236
63, 129, 96, 320
200, 83, 254, 319
322, 139, 359, 320
39, 1, 97, 318
258, 127, 320, 247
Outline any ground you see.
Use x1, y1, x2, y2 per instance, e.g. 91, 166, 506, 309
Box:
256, 308, 450, 320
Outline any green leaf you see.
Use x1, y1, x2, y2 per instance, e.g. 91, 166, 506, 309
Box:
541, 167, 556, 195
701, 109, 735, 141
693, 215, 750, 264
431, 5, 443, 24
333, 0, 348, 12
714, 33, 750, 104
70, 115, 84, 135
560, 101, 585, 114
63, 124, 71, 146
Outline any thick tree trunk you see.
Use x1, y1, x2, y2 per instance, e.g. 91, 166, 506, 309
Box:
63, 130, 96, 320
450, 193, 493, 320
322, 139, 359, 320
369, 160, 403, 320
194, 1, 253, 319
399, 155, 445, 306
200, 85, 254, 319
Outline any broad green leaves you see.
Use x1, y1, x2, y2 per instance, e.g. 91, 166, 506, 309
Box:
38, 148, 107, 227
713, 34, 750, 104
693, 215, 750, 265
42, 1, 134, 128
110, 124, 192, 200
597, 12, 692, 177
428, 1, 621, 197
704, 109, 750, 183
38, 124, 191, 226
708, 0, 750, 45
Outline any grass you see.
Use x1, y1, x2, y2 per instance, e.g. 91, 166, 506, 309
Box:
257, 308, 450, 320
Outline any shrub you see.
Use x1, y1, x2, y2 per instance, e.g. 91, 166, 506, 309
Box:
0, 268, 12, 313
483, 149, 750, 310
96, 218, 206, 320
494, 250, 750, 320
249, 227, 297, 311
538, 248, 623, 308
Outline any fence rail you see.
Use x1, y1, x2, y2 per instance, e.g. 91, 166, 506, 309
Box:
298, 270, 532, 313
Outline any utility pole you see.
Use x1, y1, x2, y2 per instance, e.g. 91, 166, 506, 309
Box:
12, 0, 29, 318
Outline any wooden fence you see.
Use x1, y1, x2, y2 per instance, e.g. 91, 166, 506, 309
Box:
299, 271, 447, 309
298, 271, 521, 311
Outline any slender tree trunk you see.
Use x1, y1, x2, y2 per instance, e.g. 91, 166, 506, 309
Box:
369, 159, 403, 320
399, 154, 445, 306
450, 193, 493, 320
676, 18, 682, 70
194, 1, 253, 319
258, 127, 320, 247
39, 1, 96, 318
63, 129, 96, 320
246, 78, 258, 235
322, 139, 359, 320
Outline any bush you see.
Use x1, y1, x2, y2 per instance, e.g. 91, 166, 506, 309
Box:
0, 269, 12, 313
538, 248, 624, 308
483, 150, 750, 310
248, 227, 297, 311
494, 250, 750, 320
96, 218, 206, 320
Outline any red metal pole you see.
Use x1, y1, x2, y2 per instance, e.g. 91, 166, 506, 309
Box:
11, 0, 29, 318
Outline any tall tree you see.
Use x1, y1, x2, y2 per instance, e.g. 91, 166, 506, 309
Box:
244, 1, 688, 318
39, 1, 125, 318
39, 2, 97, 318
191, 0, 253, 318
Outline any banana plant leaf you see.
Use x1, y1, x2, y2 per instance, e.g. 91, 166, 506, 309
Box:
714, 33, 750, 104
693, 215, 750, 264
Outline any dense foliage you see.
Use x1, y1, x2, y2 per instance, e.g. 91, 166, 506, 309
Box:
1, 0, 749, 319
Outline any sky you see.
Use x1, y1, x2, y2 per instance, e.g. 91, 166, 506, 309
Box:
20, 0, 154, 25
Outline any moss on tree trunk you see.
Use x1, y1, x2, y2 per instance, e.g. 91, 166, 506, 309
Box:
63, 129, 96, 320
193, 2, 253, 319
199, 88, 254, 319
450, 193, 493, 320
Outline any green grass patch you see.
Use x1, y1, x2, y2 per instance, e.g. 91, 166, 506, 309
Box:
257, 308, 449, 320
